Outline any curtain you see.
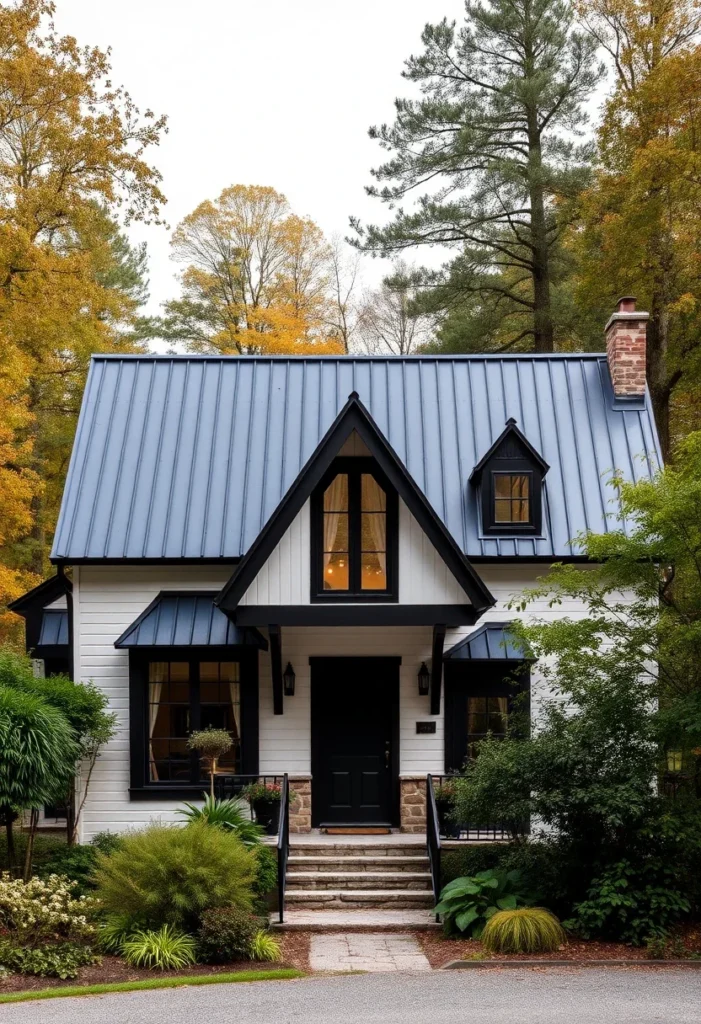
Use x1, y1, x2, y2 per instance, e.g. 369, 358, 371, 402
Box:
148, 681, 163, 782
323, 474, 347, 554
363, 476, 387, 576
229, 681, 241, 739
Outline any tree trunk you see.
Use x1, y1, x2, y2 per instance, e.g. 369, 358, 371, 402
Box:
526, 116, 554, 352
23, 809, 38, 882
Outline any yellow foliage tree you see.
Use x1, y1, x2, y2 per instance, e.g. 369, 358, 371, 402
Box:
575, 0, 701, 455
0, 1, 166, 627
163, 185, 344, 354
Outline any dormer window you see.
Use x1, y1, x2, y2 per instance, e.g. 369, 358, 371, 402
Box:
312, 457, 398, 602
470, 419, 548, 536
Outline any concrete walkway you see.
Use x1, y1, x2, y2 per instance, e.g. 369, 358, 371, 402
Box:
310, 932, 431, 972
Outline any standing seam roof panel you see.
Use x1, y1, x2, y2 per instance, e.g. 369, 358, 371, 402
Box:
51, 355, 663, 562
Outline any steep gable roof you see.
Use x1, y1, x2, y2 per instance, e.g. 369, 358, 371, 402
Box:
51, 354, 662, 563
216, 391, 495, 613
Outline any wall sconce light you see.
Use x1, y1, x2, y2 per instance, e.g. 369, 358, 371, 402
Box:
283, 662, 296, 697
418, 662, 430, 697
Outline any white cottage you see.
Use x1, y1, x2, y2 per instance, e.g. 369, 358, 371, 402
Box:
12, 300, 659, 858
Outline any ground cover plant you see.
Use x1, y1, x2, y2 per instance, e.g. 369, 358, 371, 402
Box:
435, 869, 534, 937
121, 926, 198, 970
481, 908, 566, 954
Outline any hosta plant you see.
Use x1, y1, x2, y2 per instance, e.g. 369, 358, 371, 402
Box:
250, 929, 282, 962
0, 938, 101, 979
435, 869, 534, 938
482, 907, 566, 954
122, 925, 198, 970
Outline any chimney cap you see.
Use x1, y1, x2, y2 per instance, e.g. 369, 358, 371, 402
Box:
616, 296, 637, 313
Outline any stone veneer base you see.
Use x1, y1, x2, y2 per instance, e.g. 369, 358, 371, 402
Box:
286, 775, 429, 833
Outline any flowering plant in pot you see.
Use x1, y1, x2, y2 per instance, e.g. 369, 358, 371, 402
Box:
241, 782, 293, 835
434, 779, 461, 838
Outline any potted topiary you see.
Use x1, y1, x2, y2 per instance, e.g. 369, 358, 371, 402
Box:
241, 781, 285, 835
187, 727, 233, 799
434, 779, 460, 838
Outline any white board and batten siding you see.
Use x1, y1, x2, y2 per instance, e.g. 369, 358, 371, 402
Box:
74, 559, 596, 841
239, 499, 472, 606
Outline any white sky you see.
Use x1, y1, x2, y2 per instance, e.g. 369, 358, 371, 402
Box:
52, 0, 467, 316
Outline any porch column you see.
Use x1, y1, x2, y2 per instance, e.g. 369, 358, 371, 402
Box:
430, 623, 446, 715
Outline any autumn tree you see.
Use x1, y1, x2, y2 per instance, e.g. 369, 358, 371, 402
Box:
0, 0, 166, 593
161, 185, 343, 355
575, 0, 701, 455
353, 0, 603, 352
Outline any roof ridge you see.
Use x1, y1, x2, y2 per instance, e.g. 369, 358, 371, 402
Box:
90, 352, 609, 362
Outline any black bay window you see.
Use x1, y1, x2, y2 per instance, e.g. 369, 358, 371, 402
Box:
129, 649, 258, 798
311, 458, 398, 601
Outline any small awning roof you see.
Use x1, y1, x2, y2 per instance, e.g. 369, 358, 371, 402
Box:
444, 622, 531, 661
38, 610, 69, 648
115, 592, 268, 650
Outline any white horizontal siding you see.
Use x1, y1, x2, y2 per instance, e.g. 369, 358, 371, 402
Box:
76, 561, 602, 839
75, 565, 233, 841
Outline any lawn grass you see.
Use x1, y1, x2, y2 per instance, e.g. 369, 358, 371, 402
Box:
0, 968, 303, 1004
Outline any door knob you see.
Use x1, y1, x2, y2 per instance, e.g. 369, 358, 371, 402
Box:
385, 741, 390, 769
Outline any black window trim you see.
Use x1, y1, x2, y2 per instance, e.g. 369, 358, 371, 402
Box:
481, 459, 543, 536
310, 456, 399, 603
128, 646, 259, 800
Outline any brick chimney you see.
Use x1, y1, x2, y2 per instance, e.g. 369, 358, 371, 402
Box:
605, 296, 649, 397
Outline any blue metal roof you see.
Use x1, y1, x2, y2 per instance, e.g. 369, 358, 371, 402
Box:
114, 593, 267, 649
444, 623, 529, 661
52, 355, 662, 562
38, 610, 69, 647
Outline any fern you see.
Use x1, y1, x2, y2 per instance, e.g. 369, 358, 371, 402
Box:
481, 907, 566, 954
122, 925, 198, 970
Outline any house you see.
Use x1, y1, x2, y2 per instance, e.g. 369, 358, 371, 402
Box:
11, 298, 660, 844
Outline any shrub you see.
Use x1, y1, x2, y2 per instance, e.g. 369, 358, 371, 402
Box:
90, 831, 124, 856
0, 938, 100, 979
566, 859, 691, 945
253, 845, 278, 902
97, 915, 138, 954
93, 821, 256, 931
0, 872, 96, 946
122, 925, 198, 970
37, 844, 99, 896
482, 908, 566, 954
178, 795, 264, 847
0, 832, 66, 873
435, 869, 534, 938
196, 906, 264, 963
250, 930, 282, 962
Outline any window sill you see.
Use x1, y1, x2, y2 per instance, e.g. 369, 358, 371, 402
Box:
129, 786, 209, 802
310, 593, 399, 604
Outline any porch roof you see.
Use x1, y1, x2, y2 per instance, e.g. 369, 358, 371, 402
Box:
38, 610, 69, 647
444, 622, 531, 661
114, 592, 268, 650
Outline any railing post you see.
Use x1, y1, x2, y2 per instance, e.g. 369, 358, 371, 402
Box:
426, 774, 441, 920
277, 773, 289, 924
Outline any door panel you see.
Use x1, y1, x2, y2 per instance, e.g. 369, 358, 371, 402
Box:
312, 658, 399, 826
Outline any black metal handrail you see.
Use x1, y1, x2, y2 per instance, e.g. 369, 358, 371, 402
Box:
277, 773, 290, 924
431, 774, 511, 841
426, 773, 441, 916
213, 773, 286, 800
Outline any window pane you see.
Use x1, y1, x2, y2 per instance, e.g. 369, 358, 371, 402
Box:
323, 551, 349, 590
361, 552, 387, 590
494, 474, 531, 524
494, 498, 512, 522
467, 695, 508, 760
361, 474, 386, 512
512, 475, 529, 499
198, 662, 241, 774
361, 512, 386, 552
324, 474, 348, 511
148, 662, 191, 782
494, 475, 512, 499
513, 499, 530, 523
324, 512, 348, 551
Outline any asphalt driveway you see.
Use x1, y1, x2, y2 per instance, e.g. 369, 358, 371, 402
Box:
3, 968, 700, 1024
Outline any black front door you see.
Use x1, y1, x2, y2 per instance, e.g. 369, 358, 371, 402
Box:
311, 657, 399, 826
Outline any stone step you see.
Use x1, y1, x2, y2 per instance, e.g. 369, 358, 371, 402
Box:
287, 855, 430, 873
289, 844, 425, 859
284, 889, 435, 910
272, 909, 441, 932
286, 871, 432, 891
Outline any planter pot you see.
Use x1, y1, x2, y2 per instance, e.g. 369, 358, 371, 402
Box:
436, 800, 461, 839
252, 798, 281, 835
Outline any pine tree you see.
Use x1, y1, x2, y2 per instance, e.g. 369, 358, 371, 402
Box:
354, 0, 603, 351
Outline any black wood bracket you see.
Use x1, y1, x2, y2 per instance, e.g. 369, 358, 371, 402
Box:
269, 624, 283, 715
430, 623, 446, 715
